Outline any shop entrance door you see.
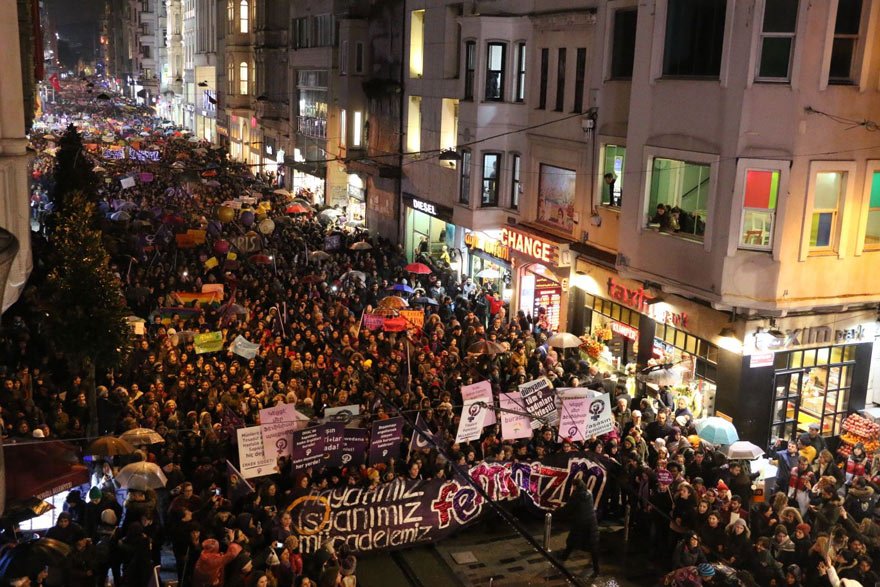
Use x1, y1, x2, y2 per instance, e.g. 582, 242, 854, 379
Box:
770, 370, 807, 443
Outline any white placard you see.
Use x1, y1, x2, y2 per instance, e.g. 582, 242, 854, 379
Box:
236, 426, 274, 479
584, 391, 614, 438
261, 421, 294, 461
259, 403, 309, 428
461, 380, 496, 426
455, 400, 489, 444
499, 393, 533, 440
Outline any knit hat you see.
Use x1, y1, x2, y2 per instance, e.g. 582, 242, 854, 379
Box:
340, 555, 357, 576
796, 523, 811, 537
731, 517, 747, 530
100, 509, 117, 526
624, 436, 635, 446
774, 524, 789, 536
88, 487, 103, 501
697, 563, 715, 577
716, 480, 729, 491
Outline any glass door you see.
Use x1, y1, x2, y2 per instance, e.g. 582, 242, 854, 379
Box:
770, 370, 805, 443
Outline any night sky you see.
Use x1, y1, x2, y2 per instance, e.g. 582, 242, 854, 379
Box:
46, 0, 103, 69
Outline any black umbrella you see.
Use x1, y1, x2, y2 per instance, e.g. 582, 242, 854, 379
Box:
412, 296, 439, 306
0, 498, 54, 525
0, 538, 71, 581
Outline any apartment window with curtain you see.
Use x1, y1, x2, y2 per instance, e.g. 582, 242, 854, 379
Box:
756, 0, 798, 81
610, 8, 637, 79
481, 152, 500, 207
573, 48, 586, 113
865, 171, 880, 249
406, 96, 421, 153
510, 153, 521, 209
239, 0, 249, 34
829, 0, 864, 84
353, 111, 363, 147
809, 171, 845, 250
239, 61, 248, 95
514, 42, 526, 102
663, 0, 727, 77
464, 41, 476, 100
538, 48, 549, 109
739, 168, 780, 250
410, 10, 425, 78
555, 48, 566, 111
485, 43, 506, 101
460, 150, 471, 205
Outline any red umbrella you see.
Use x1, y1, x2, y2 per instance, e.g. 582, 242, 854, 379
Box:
299, 274, 323, 284
404, 262, 432, 274
250, 254, 272, 265
286, 204, 310, 215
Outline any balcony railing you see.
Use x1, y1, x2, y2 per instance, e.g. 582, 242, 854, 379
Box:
297, 115, 326, 139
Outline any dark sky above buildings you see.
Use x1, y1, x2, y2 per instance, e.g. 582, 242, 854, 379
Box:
46, 0, 103, 69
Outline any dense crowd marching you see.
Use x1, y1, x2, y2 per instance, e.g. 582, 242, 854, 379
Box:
1, 82, 879, 587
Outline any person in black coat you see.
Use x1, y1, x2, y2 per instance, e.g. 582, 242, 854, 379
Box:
557, 479, 600, 579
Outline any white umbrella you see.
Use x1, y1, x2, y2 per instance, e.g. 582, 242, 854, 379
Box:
309, 250, 331, 261
116, 462, 168, 491
547, 332, 582, 349
476, 268, 501, 279
349, 241, 372, 251
340, 270, 366, 283
120, 427, 165, 445
724, 441, 765, 460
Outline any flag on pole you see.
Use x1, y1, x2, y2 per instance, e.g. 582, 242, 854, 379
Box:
226, 459, 255, 503
49, 73, 61, 92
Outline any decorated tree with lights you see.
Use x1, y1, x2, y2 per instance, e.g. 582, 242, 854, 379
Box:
50, 123, 98, 213
44, 192, 131, 435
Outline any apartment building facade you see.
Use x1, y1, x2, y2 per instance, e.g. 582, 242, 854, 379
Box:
398, 0, 880, 445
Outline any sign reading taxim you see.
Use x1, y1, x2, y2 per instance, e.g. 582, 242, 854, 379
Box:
287, 456, 606, 554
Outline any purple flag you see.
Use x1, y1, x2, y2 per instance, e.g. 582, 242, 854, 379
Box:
341, 428, 369, 467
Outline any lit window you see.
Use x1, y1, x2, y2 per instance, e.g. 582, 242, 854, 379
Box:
410, 10, 425, 78
829, 0, 864, 84
340, 109, 346, 147
739, 169, 780, 250
601, 145, 626, 207
406, 96, 421, 153
440, 98, 459, 156
485, 43, 506, 101
865, 171, 880, 248
353, 111, 363, 147
481, 152, 500, 207
228, 0, 234, 26
239, 61, 248, 95
239, 0, 249, 34
809, 171, 845, 250
756, 0, 798, 81
647, 157, 711, 240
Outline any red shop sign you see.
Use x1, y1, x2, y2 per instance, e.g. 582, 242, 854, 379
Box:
611, 321, 639, 342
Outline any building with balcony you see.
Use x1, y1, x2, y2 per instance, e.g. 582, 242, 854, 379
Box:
251, 0, 290, 182
221, 0, 256, 162
133, 0, 164, 105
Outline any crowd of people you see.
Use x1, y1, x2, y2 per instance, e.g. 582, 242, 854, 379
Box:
0, 81, 878, 587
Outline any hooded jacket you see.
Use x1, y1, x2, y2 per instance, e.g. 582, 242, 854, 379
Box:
192, 539, 243, 587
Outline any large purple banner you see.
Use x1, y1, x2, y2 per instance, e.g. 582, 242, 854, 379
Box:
286, 456, 606, 554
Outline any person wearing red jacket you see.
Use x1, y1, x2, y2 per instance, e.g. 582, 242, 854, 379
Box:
192, 537, 242, 587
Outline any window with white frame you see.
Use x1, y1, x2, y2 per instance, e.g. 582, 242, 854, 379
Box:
239, 0, 249, 34
601, 144, 626, 207
510, 153, 521, 209
463, 41, 476, 100
646, 155, 712, 240
809, 171, 846, 250
829, 0, 864, 84
228, 0, 234, 28
460, 150, 471, 205
481, 152, 500, 207
485, 43, 506, 101
756, 0, 799, 81
864, 170, 880, 249
739, 168, 781, 250
514, 42, 526, 102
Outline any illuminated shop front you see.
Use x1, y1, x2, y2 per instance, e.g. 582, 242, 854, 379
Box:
403, 194, 458, 264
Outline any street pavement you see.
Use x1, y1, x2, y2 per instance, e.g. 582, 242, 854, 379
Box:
359, 512, 656, 587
